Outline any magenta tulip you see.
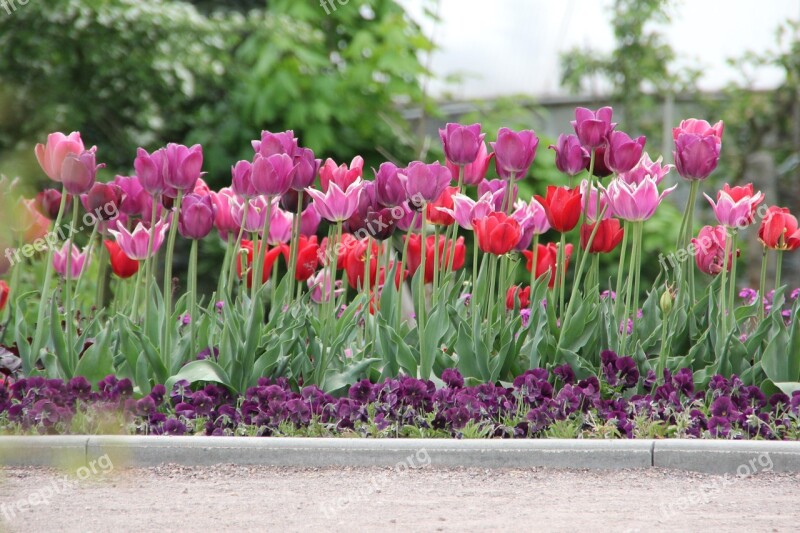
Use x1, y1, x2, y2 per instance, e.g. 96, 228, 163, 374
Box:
571, 106, 615, 149
252, 130, 298, 157
62, 148, 104, 195
113, 175, 148, 216
402, 161, 452, 207
81, 182, 122, 221
477, 179, 517, 211
291, 147, 321, 191
673, 119, 724, 180
108, 219, 170, 261
374, 162, 407, 208
491, 128, 539, 178
603, 177, 676, 222
210, 188, 240, 239
53, 242, 90, 279
439, 122, 483, 166
320, 157, 364, 192
604, 131, 646, 174
230, 196, 268, 233
447, 141, 494, 186
179, 193, 216, 240
512, 197, 551, 250
440, 192, 495, 230
251, 153, 296, 197
231, 160, 256, 198
580, 179, 612, 223
300, 203, 322, 237
618, 153, 672, 185
306, 179, 363, 222
550, 134, 590, 176
35, 189, 70, 220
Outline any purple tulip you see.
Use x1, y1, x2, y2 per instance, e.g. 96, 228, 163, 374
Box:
549, 134, 590, 176
53, 241, 90, 279
402, 161, 452, 208
447, 141, 494, 186
251, 153, 297, 197
673, 119, 724, 180
291, 147, 321, 191
179, 193, 216, 240
491, 128, 539, 178
231, 160, 257, 198
571, 106, 615, 149
61, 148, 104, 195
580, 179, 612, 223
604, 131, 646, 174
512, 197, 551, 250
252, 130, 298, 157
135, 144, 203, 197
299, 204, 322, 237
477, 179, 517, 211
35, 189, 69, 220
305, 179, 363, 222
374, 162, 407, 208
230, 196, 268, 233
108, 218, 170, 261
266, 204, 293, 245
81, 182, 122, 221
603, 177, 677, 222
618, 153, 672, 185
113, 175, 148, 216
396, 202, 423, 232
439, 123, 483, 166
347, 181, 377, 233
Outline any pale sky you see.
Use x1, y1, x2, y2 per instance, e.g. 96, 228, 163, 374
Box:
400, 0, 800, 99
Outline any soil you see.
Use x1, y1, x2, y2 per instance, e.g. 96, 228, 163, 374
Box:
0, 464, 799, 532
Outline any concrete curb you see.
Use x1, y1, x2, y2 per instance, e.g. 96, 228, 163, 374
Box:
0, 437, 799, 474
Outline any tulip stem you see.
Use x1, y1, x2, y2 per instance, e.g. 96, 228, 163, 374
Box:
252, 196, 273, 302
759, 247, 768, 322
398, 212, 418, 329
95, 235, 109, 310
727, 231, 738, 323
163, 190, 184, 363
76, 222, 99, 301
719, 230, 731, 343
614, 221, 629, 326
143, 193, 161, 321
217, 237, 235, 300
563, 207, 607, 326
31, 189, 68, 373
287, 191, 304, 306
130, 264, 142, 321
188, 238, 198, 348
418, 214, 428, 349
227, 204, 248, 300
63, 200, 80, 375
775, 250, 784, 293
364, 235, 372, 347
576, 149, 596, 279
557, 233, 567, 320
529, 234, 539, 312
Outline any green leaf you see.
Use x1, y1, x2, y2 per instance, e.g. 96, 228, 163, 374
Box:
165, 360, 232, 393
75, 327, 114, 385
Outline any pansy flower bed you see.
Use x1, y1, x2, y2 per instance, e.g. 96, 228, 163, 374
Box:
0, 106, 799, 440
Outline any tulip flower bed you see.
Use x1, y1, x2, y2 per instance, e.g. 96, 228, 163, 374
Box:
0, 106, 799, 441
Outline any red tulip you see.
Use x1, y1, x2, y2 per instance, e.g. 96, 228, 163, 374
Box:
535, 185, 582, 233
0, 280, 9, 312
344, 239, 380, 290
473, 212, 521, 255
522, 243, 573, 289
506, 285, 531, 310
320, 233, 359, 270
282, 236, 320, 281
237, 240, 286, 288
758, 206, 800, 251
580, 219, 624, 254
427, 186, 458, 226
405, 235, 466, 283
103, 240, 139, 279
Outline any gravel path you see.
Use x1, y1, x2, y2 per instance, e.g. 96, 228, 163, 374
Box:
1, 464, 799, 532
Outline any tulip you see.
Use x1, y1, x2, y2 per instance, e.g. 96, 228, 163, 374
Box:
320, 233, 359, 270
81, 182, 123, 221
439, 123, 483, 166
266, 204, 293, 245
18, 199, 50, 244
603, 177, 676, 222
231, 160, 257, 198
604, 131, 646, 174
236, 240, 285, 288
405, 234, 466, 284
306, 179, 363, 223
403, 161, 452, 208
300, 204, 322, 237
346, 181, 378, 234
103, 240, 139, 279
491, 128, 539, 177
62, 148, 104, 195
252, 130, 298, 157
374, 163, 407, 208
280, 189, 312, 213
473, 212, 521, 255
692, 225, 736, 275
586, 145, 613, 178
291, 147, 321, 191
618, 153, 672, 185
441, 192, 495, 230
320, 157, 364, 192
53, 242, 90, 279
35, 189, 70, 220
758, 207, 800, 251
344, 238, 380, 289
179, 193, 216, 240
35, 132, 85, 182
512, 198, 550, 251
550, 134, 590, 176
135, 144, 203, 197
580, 219, 624, 254
193, 178, 212, 196
363, 207, 397, 241
108, 218, 170, 261
281, 236, 319, 281
395, 202, 423, 232
704, 188, 763, 229
673, 118, 723, 180
506, 285, 531, 310
307, 270, 342, 304
446, 141, 494, 186
571, 106, 615, 149
535, 185, 583, 232
522, 243, 572, 289
113, 176, 148, 216
478, 179, 517, 211
252, 153, 297, 197
0, 280, 8, 311
230, 196, 268, 233
209, 188, 240, 239
427, 186, 458, 226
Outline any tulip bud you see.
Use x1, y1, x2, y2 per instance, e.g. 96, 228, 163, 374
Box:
35, 189, 69, 220
660, 286, 674, 316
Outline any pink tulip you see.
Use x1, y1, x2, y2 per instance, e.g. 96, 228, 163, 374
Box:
512, 197, 551, 250
440, 192, 495, 230
113, 175, 148, 216
704, 188, 763, 229
618, 153, 672, 185
571, 107, 615, 149
604, 131, 646, 174
447, 141, 494, 186
252, 130, 298, 157
179, 193, 216, 240
374, 162, 407, 207
61, 148, 104, 195
320, 157, 364, 192
491, 128, 539, 178
580, 179, 612, 223
603, 177, 677, 222
307, 269, 343, 304
230, 196, 268, 233
439, 123, 484, 166
305, 179, 363, 222
300, 203, 322, 237
135, 144, 203, 197
402, 161, 451, 206
266, 204, 293, 245
692, 225, 736, 276
108, 219, 170, 261
252, 153, 296, 197
549, 134, 590, 176
34, 132, 85, 182
477, 179, 517, 211
210, 188, 240, 239
53, 242, 90, 279
673, 118, 723, 180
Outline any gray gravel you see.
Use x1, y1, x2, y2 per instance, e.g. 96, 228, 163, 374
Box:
1, 465, 799, 532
